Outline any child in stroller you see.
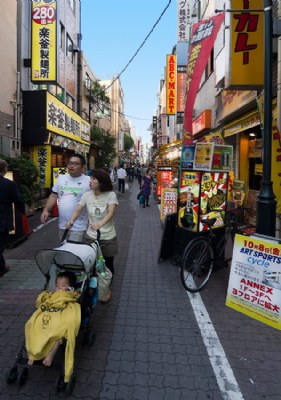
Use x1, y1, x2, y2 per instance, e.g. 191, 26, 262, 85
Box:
6, 239, 99, 395
25, 271, 80, 374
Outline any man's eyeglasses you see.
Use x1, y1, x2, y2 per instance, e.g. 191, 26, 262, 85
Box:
68, 161, 81, 166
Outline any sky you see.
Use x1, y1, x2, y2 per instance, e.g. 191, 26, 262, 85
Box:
80, 0, 177, 147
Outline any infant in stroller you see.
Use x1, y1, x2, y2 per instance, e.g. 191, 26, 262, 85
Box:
25, 271, 81, 382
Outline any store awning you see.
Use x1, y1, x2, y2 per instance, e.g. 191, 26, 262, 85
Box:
223, 110, 260, 137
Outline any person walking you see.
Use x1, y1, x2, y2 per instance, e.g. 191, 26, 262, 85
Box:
66, 169, 118, 276
40, 154, 90, 242
141, 168, 154, 208
117, 164, 127, 194
0, 159, 25, 277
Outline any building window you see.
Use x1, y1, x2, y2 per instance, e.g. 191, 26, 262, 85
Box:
66, 93, 74, 110
85, 72, 91, 90
68, 0, 75, 11
66, 34, 74, 63
204, 49, 214, 80
60, 23, 65, 50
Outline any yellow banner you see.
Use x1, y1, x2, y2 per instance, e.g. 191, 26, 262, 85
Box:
166, 55, 177, 115
46, 92, 90, 145
230, 0, 264, 87
31, 0, 57, 83
226, 234, 281, 330
33, 145, 51, 188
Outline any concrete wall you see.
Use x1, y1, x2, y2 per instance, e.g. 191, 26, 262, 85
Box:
0, 0, 17, 153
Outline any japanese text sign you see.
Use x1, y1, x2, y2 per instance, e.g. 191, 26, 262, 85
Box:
166, 55, 177, 115
46, 92, 90, 144
33, 145, 51, 188
226, 234, 281, 330
160, 189, 178, 220
177, 0, 194, 42
31, 0, 57, 83
183, 13, 224, 145
227, 0, 264, 87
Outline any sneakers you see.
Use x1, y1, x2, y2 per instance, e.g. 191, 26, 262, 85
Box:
0, 265, 9, 277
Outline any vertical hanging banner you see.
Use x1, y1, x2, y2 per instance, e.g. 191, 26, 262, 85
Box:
183, 13, 225, 145
177, 0, 193, 42
166, 55, 177, 115
31, 0, 57, 83
177, 65, 187, 124
226, 0, 264, 88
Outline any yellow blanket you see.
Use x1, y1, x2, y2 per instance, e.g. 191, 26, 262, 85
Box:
25, 290, 81, 382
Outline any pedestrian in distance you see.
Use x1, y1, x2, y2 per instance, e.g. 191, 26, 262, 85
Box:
40, 154, 90, 242
141, 168, 154, 208
0, 159, 26, 277
66, 169, 118, 276
117, 164, 127, 194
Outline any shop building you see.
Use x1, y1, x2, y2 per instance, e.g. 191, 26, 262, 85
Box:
18, 0, 90, 196
0, 1, 19, 156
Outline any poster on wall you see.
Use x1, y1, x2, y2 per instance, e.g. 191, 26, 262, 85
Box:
199, 172, 228, 231
181, 145, 195, 169
156, 166, 172, 202
178, 170, 201, 231
194, 142, 214, 171
226, 234, 281, 330
211, 145, 233, 171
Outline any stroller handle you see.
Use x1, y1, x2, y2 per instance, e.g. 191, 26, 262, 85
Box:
60, 228, 101, 244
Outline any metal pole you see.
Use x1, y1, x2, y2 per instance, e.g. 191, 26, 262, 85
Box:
256, 0, 276, 236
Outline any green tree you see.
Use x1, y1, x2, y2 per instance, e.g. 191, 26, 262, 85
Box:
0, 153, 39, 205
124, 133, 134, 153
89, 80, 110, 115
91, 126, 117, 168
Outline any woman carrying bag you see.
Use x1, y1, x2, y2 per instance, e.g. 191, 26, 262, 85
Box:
66, 169, 118, 277
141, 168, 154, 208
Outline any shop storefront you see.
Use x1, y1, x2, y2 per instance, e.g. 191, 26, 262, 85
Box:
22, 90, 90, 193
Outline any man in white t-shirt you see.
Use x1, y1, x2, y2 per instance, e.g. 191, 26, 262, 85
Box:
117, 164, 127, 194
41, 154, 90, 241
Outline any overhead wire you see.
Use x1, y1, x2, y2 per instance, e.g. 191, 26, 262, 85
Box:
91, 0, 172, 122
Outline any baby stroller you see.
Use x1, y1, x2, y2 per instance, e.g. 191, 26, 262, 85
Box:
5, 230, 100, 396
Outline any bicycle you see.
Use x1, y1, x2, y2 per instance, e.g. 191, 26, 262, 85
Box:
180, 207, 248, 293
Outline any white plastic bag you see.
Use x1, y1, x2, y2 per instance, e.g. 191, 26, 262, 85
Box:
125, 182, 129, 190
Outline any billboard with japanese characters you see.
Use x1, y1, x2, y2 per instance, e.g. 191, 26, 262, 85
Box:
31, 0, 57, 83
33, 145, 51, 188
160, 189, 178, 221
183, 13, 225, 144
226, 234, 281, 330
226, 0, 264, 88
166, 55, 177, 115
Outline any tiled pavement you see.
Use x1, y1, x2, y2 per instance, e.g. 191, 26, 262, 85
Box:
0, 180, 281, 399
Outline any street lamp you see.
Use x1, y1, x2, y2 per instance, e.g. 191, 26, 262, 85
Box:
256, 0, 277, 236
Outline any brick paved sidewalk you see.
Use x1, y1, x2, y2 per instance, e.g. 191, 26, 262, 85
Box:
1, 179, 281, 399
0, 179, 222, 399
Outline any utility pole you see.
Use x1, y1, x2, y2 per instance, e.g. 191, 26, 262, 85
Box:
256, 0, 277, 236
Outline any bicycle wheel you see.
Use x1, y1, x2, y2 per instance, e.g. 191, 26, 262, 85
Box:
180, 237, 214, 292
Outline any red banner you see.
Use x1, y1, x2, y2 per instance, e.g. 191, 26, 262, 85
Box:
183, 13, 225, 145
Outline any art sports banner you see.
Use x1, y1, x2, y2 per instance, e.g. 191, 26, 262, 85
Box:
183, 13, 225, 145
226, 234, 281, 330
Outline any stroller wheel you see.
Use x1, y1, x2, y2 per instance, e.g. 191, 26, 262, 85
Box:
56, 374, 65, 393
17, 367, 28, 386
5, 366, 18, 384
65, 374, 75, 396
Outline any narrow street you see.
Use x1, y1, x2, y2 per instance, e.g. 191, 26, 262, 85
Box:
0, 180, 280, 400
